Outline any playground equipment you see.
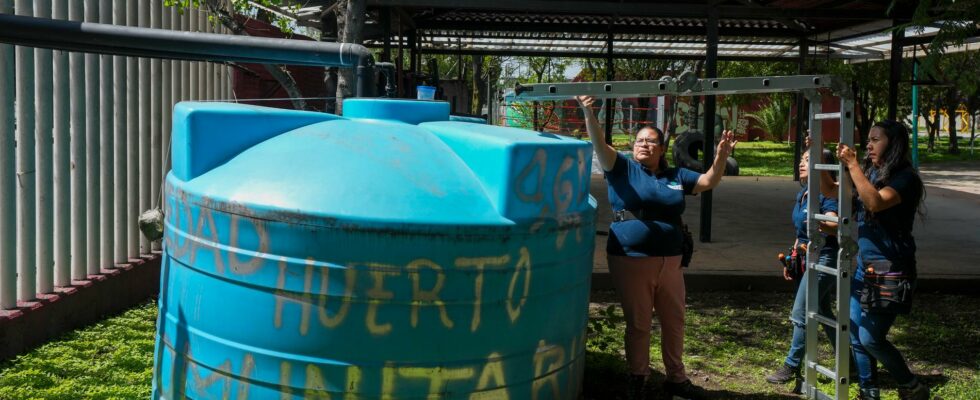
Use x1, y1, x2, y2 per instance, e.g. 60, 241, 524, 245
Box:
516, 74, 857, 400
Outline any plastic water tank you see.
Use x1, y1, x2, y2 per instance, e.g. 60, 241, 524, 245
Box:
152, 99, 596, 399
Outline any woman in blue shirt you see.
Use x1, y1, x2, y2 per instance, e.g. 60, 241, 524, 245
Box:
831, 120, 928, 400
578, 96, 736, 400
765, 147, 841, 387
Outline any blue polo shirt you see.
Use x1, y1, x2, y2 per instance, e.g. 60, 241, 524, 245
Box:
855, 166, 922, 273
791, 187, 839, 260
605, 152, 702, 257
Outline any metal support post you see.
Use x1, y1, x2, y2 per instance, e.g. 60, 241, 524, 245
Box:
700, 7, 718, 243
888, 22, 903, 121
794, 37, 807, 182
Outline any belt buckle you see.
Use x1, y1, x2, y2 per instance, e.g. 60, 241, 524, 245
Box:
614, 210, 627, 222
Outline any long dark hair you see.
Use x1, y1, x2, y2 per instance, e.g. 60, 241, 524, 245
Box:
862, 120, 925, 218
636, 125, 670, 172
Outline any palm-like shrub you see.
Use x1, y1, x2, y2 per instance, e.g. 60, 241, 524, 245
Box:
745, 95, 792, 142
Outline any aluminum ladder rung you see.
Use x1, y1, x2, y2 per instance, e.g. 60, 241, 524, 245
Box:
812, 213, 839, 223
814, 112, 842, 120
808, 312, 839, 329
810, 262, 838, 276
813, 163, 841, 172
808, 361, 838, 381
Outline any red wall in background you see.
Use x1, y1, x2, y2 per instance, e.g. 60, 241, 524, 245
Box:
232, 17, 327, 111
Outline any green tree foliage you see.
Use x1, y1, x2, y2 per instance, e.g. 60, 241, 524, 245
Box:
506, 57, 573, 132
896, 0, 980, 76
744, 94, 793, 142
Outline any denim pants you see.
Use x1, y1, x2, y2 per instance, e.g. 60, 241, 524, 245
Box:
784, 253, 836, 368
849, 276, 916, 389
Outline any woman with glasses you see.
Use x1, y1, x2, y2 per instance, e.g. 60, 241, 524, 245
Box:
577, 96, 736, 400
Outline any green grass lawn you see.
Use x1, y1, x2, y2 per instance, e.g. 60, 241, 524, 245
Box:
2, 292, 977, 399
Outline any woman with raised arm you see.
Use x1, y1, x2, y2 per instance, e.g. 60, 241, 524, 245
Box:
833, 120, 928, 400
578, 95, 736, 400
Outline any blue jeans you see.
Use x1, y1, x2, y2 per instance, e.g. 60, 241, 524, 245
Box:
849, 276, 916, 389
784, 254, 836, 368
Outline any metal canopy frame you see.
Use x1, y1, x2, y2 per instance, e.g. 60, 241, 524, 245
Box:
515, 73, 857, 400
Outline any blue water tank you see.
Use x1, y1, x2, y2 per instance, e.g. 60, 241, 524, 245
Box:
153, 99, 596, 399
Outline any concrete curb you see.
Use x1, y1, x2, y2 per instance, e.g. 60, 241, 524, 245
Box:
0, 254, 161, 362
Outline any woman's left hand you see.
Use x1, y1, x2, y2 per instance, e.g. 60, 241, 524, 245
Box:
716, 130, 738, 159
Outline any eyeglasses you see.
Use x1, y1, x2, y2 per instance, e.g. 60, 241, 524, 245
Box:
634, 138, 660, 145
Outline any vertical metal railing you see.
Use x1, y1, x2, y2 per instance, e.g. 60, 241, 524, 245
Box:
34, 0, 54, 295
84, 0, 99, 278
68, 0, 86, 283
0, 2, 238, 308
52, 0, 69, 287
15, 0, 37, 302
1, 0, 17, 308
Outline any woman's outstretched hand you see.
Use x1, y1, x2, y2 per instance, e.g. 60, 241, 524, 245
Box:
576, 95, 596, 110
716, 130, 738, 159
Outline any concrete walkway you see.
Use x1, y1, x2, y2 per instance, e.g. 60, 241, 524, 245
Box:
589, 172, 980, 293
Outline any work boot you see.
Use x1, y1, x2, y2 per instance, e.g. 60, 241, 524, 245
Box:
626, 374, 647, 400
765, 363, 800, 384
663, 379, 711, 400
898, 380, 930, 400
855, 388, 880, 400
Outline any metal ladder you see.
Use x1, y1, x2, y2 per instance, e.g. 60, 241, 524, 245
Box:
802, 90, 857, 400
509, 74, 857, 399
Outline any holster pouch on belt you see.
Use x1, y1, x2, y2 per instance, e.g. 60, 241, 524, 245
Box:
860, 260, 916, 314
613, 209, 694, 268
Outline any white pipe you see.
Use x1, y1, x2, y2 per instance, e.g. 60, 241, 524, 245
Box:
113, 0, 127, 265
168, 3, 178, 176
126, 0, 138, 258
150, 0, 161, 252
0, 0, 17, 308
188, 7, 198, 101
99, 0, 114, 270
138, 0, 150, 254
34, 0, 54, 294
69, 0, 87, 282
52, 0, 70, 288
132, 0, 144, 259
85, 0, 100, 276
157, 1, 171, 252
16, 0, 38, 302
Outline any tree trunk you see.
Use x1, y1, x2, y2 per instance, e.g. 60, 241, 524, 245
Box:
335, 0, 365, 115
472, 56, 486, 116
948, 106, 960, 154
204, 1, 307, 110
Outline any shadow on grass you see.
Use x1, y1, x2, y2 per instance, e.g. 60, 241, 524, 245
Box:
582, 350, 801, 400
